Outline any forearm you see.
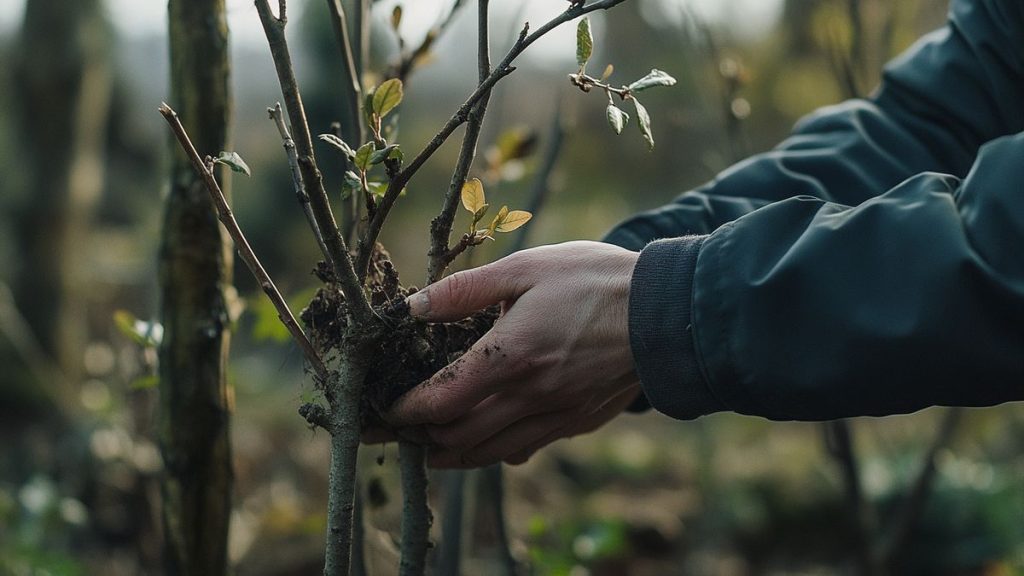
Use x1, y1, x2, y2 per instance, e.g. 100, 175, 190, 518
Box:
634, 133, 1024, 421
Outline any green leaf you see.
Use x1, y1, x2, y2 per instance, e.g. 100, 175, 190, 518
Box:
576, 18, 593, 70
495, 210, 532, 233
370, 144, 400, 165
606, 104, 629, 135
627, 68, 677, 93
319, 134, 356, 158
366, 182, 388, 197
631, 98, 654, 150
389, 146, 405, 164
494, 128, 538, 164
488, 205, 509, 235
391, 5, 403, 30
461, 178, 486, 213
363, 91, 376, 124
472, 203, 490, 225
113, 310, 162, 347
341, 171, 362, 200
372, 78, 404, 118
354, 142, 374, 171
213, 151, 251, 177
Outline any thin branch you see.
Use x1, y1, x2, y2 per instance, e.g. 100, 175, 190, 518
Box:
568, 72, 633, 100
824, 419, 877, 575
482, 464, 519, 575
878, 408, 962, 564
357, 0, 630, 279
427, 0, 492, 283
399, 442, 433, 576
393, 0, 469, 83
325, 0, 365, 145
437, 470, 469, 576
269, 103, 332, 262
847, 0, 865, 95
255, 0, 374, 324
324, 0, 365, 241
353, 0, 369, 85
159, 103, 329, 382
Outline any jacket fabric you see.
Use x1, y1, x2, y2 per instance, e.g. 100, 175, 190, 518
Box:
604, 0, 1024, 420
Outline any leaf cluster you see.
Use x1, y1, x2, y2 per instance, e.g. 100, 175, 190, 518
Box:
319, 78, 408, 202
571, 17, 677, 149
460, 178, 532, 246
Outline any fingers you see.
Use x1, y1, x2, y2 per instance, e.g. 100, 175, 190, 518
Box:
425, 392, 539, 452
406, 252, 531, 322
429, 385, 641, 469
427, 411, 567, 469
386, 332, 511, 427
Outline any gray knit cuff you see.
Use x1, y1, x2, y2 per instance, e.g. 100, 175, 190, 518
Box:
628, 236, 725, 420
602, 228, 653, 412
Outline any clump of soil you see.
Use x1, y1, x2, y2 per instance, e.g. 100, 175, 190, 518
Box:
299, 246, 497, 420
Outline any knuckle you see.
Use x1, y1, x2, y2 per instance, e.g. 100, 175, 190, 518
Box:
442, 270, 476, 305
423, 386, 457, 424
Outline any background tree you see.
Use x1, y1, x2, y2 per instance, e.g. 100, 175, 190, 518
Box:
159, 0, 234, 573
9, 0, 111, 410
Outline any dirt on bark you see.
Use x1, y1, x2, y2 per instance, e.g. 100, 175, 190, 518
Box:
299, 246, 497, 422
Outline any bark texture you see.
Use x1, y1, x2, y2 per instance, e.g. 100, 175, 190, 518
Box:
159, 0, 233, 573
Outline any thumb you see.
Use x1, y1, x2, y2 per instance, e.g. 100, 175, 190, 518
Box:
407, 255, 529, 322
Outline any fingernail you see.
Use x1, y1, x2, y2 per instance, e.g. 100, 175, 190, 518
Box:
406, 290, 430, 318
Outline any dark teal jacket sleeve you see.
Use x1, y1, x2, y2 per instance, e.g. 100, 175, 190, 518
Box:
605, 0, 1024, 420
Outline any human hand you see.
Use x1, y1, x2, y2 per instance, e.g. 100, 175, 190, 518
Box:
385, 241, 641, 468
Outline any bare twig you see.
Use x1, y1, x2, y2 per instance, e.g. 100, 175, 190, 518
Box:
159, 103, 329, 381
846, 0, 865, 95
399, 442, 433, 576
352, 0, 369, 84
323, 0, 365, 242
824, 420, 878, 575
255, 0, 374, 324
357, 0, 631, 279
878, 408, 962, 564
482, 464, 519, 575
269, 103, 332, 262
325, 0, 365, 146
437, 470, 469, 576
393, 0, 469, 83
427, 0, 493, 283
